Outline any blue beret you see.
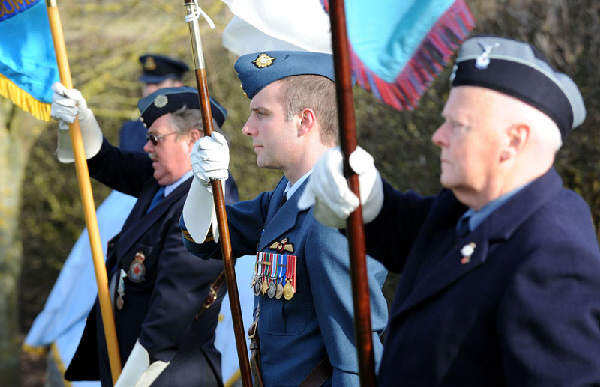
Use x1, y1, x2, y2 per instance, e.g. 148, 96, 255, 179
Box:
234, 51, 335, 99
139, 54, 189, 83
137, 86, 227, 129
451, 35, 585, 139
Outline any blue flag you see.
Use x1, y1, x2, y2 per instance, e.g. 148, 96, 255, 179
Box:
321, 0, 475, 110
0, 0, 59, 121
24, 191, 137, 387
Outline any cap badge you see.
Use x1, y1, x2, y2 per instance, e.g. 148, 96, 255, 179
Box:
252, 53, 275, 68
144, 56, 156, 71
154, 94, 168, 108
460, 242, 476, 264
475, 42, 500, 70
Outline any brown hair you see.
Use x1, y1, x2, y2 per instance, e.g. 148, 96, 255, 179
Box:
279, 75, 338, 146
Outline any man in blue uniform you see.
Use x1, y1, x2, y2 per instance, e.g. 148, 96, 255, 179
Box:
50, 85, 238, 386
180, 51, 388, 386
119, 54, 189, 152
300, 36, 600, 385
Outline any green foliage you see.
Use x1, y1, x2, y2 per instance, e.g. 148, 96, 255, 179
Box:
17, 0, 600, 338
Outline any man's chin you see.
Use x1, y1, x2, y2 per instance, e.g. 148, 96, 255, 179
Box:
440, 175, 457, 190
154, 171, 164, 185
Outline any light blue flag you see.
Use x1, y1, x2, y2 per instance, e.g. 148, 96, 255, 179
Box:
321, 0, 475, 110
24, 191, 137, 387
0, 0, 59, 121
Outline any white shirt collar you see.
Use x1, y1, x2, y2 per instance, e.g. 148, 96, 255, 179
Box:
284, 170, 312, 200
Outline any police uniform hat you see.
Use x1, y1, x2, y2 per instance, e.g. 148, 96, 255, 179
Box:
234, 51, 335, 99
451, 35, 585, 139
139, 54, 190, 83
138, 86, 227, 129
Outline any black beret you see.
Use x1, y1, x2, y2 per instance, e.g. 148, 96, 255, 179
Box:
137, 86, 226, 129
139, 54, 189, 83
451, 36, 585, 138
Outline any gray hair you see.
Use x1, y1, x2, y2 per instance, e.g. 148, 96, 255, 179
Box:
168, 106, 222, 137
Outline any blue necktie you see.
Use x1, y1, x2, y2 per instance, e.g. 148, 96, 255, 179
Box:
456, 214, 471, 238
147, 186, 166, 214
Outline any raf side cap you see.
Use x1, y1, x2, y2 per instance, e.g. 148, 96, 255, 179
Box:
137, 86, 227, 129
234, 51, 335, 99
139, 54, 190, 83
451, 35, 586, 138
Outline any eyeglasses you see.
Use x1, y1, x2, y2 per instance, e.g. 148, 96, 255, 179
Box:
145, 131, 178, 146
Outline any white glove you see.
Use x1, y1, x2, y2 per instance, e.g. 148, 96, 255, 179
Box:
191, 132, 230, 186
298, 146, 383, 229
51, 82, 103, 163
114, 340, 169, 387
182, 177, 221, 244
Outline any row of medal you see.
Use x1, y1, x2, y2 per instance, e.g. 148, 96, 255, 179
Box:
251, 252, 297, 300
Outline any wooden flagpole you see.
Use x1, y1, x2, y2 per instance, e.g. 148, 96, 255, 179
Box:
45, 0, 122, 383
183, 1, 253, 386
328, 0, 376, 386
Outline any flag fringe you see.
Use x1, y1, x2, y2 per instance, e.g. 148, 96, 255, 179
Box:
351, 0, 475, 110
50, 342, 73, 387
0, 73, 52, 121
21, 342, 49, 357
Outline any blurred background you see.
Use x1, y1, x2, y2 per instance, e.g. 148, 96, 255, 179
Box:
1, 0, 599, 385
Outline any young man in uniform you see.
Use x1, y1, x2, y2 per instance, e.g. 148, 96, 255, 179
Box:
181, 51, 388, 386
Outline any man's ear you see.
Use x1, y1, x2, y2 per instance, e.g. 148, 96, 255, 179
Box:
502, 123, 530, 161
298, 108, 316, 136
188, 128, 203, 145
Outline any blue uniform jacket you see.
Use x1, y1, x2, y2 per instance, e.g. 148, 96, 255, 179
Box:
118, 119, 148, 153
365, 167, 600, 386
65, 138, 239, 387
183, 177, 389, 386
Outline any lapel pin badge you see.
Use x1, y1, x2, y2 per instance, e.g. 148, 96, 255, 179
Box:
461, 242, 476, 264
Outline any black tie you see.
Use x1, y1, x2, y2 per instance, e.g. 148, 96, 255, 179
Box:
456, 214, 471, 238
279, 193, 288, 209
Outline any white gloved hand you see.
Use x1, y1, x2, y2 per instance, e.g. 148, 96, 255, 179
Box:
191, 132, 230, 187
114, 340, 169, 387
182, 177, 221, 244
298, 146, 383, 229
51, 82, 103, 162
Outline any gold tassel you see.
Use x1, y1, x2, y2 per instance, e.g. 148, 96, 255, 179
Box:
0, 73, 52, 121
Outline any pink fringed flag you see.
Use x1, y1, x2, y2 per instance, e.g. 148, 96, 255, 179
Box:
321, 0, 475, 110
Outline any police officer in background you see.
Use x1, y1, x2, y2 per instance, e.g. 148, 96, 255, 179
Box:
50, 84, 239, 387
180, 51, 389, 386
300, 35, 600, 385
119, 54, 189, 152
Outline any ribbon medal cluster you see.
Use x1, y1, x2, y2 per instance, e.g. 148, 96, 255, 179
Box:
252, 238, 297, 300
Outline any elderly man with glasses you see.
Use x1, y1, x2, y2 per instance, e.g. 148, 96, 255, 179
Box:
50, 85, 238, 387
